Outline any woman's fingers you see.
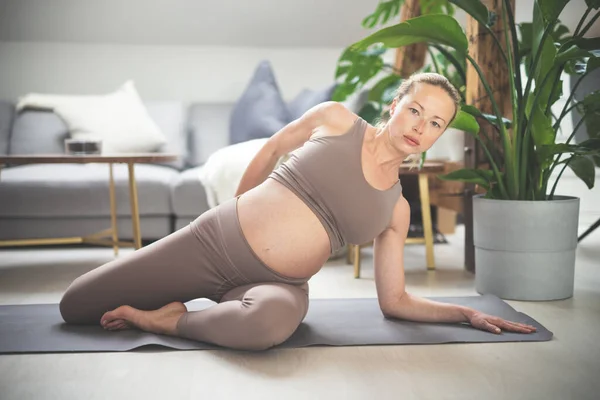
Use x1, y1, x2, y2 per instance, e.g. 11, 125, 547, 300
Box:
495, 319, 537, 333
480, 320, 501, 334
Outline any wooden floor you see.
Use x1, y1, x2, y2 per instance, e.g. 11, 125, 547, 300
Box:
0, 217, 599, 399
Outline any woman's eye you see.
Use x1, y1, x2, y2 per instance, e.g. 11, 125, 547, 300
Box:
410, 108, 418, 115
432, 121, 440, 128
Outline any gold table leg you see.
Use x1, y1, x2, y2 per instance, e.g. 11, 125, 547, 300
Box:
0, 162, 138, 251
127, 162, 142, 250
108, 163, 119, 256
353, 244, 361, 278
418, 173, 435, 270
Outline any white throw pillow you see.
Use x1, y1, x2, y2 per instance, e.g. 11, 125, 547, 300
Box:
198, 138, 290, 208
16, 81, 167, 154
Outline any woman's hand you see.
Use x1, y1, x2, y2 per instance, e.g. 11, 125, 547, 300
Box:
468, 311, 537, 334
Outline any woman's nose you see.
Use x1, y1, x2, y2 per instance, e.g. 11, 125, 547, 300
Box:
413, 118, 425, 133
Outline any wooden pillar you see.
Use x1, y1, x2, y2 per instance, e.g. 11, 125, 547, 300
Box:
394, 0, 427, 76
464, 0, 515, 273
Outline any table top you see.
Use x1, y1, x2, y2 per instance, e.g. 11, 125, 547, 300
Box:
0, 153, 179, 164
0, 154, 445, 174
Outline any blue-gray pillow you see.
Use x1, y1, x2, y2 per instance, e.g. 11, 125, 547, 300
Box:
229, 60, 290, 144
287, 83, 337, 120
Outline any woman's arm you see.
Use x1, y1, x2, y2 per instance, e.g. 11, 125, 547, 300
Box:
375, 197, 537, 334
234, 101, 345, 197
374, 196, 474, 323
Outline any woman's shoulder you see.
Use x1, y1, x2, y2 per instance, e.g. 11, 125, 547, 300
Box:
309, 102, 360, 140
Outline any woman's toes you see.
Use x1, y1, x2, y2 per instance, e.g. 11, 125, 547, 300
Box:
104, 319, 126, 330
101, 306, 135, 328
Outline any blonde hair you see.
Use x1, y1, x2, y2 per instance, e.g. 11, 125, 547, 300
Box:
375, 72, 461, 167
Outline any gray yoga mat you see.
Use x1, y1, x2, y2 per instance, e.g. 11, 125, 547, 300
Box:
0, 294, 552, 353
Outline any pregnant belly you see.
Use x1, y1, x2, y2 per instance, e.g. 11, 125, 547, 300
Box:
236, 178, 332, 279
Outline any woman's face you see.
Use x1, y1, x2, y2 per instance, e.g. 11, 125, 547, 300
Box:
386, 82, 456, 155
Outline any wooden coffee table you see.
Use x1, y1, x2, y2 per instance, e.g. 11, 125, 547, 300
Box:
348, 161, 446, 278
0, 153, 178, 254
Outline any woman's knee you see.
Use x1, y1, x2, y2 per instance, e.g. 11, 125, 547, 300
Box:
59, 277, 94, 324
240, 296, 305, 351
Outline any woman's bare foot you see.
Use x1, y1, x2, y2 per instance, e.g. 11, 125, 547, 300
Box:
100, 302, 187, 336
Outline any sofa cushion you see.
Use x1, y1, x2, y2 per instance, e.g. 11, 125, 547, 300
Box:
9, 110, 68, 155
287, 83, 337, 120
229, 60, 290, 145
0, 101, 14, 156
0, 163, 177, 218
170, 166, 210, 217
186, 103, 234, 167
0, 216, 171, 241
145, 101, 188, 170
16, 81, 167, 154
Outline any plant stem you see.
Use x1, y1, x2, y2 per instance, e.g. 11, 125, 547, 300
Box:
519, 66, 561, 197
548, 157, 572, 200
554, 73, 585, 131
502, 0, 523, 111
554, 102, 580, 132
547, 116, 587, 177
475, 135, 510, 199
501, 0, 520, 197
430, 44, 467, 87
428, 47, 441, 74
545, 69, 563, 116
466, 54, 515, 199
574, 6, 592, 37
518, 22, 556, 199
577, 9, 600, 38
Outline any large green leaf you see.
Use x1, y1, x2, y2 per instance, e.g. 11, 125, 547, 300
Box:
351, 14, 468, 54
579, 138, 600, 150
362, 0, 403, 29
438, 168, 496, 189
367, 74, 403, 102
421, 0, 456, 15
572, 37, 600, 51
461, 104, 512, 129
530, 102, 555, 147
585, 0, 600, 9
333, 46, 386, 101
556, 44, 594, 65
583, 90, 600, 141
537, 141, 600, 164
567, 155, 596, 189
533, 37, 558, 110
447, 0, 492, 26
449, 107, 480, 135
357, 102, 384, 125
531, 0, 568, 75
537, 0, 570, 24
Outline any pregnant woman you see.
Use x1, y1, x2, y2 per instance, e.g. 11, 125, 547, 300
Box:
59, 72, 536, 351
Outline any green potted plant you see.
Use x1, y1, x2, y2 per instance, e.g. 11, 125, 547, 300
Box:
336, 0, 600, 301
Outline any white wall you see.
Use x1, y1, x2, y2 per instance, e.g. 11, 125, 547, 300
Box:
0, 42, 346, 102
0, 0, 596, 102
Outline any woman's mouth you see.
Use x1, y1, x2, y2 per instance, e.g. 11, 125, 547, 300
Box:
403, 136, 420, 147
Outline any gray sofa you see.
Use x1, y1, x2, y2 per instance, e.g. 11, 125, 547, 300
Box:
0, 100, 239, 242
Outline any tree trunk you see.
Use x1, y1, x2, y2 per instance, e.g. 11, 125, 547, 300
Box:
464, 0, 515, 273
394, 0, 427, 77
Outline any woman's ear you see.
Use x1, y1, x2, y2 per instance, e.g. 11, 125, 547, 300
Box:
389, 97, 399, 116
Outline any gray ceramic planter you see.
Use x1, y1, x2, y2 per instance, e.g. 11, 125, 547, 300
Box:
473, 194, 580, 301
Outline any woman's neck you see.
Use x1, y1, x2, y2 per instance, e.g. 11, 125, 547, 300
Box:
368, 124, 408, 176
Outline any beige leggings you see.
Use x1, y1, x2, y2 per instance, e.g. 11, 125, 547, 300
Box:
59, 196, 310, 351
